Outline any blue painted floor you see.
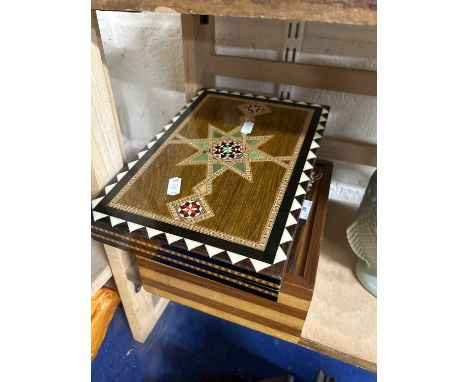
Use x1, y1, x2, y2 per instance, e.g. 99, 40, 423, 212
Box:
92, 302, 376, 382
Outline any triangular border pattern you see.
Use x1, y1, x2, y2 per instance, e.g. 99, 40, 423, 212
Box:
91, 88, 330, 274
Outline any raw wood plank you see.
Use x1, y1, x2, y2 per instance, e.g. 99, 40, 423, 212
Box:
92, 0, 377, 26
210, 55, 377, 96
298, 338, 376, 372
319, 137, 377, 167
91, 31, 125, 193
181, 14, 215, 100
91, 15, 125, 178
299, 200, 377, 371
92, 10, 169, 342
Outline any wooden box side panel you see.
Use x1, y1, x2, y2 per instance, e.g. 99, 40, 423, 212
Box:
138, 259, 308, 343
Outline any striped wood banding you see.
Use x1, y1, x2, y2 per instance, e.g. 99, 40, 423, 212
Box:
143, 282, 301, 343
140, 267, 303, 342
92, 225, 278, 288
140, 268, 303, 332
138, 256, 308, 320
91, 230, 279, 300
92, 224, 312, 321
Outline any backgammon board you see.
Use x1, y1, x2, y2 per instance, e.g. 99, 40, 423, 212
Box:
92, 88, 330, 301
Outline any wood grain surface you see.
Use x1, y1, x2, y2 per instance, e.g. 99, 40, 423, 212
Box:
92, 0, 377, 26
300, 200, 377, 371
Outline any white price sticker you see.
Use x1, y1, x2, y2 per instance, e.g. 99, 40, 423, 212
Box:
167, 177, 181, 195
299, 199, 313, 220
241, 121, 254, 134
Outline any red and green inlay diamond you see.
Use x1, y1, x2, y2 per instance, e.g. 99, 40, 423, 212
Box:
177, 200, 203, 218
212, 140, 244, 160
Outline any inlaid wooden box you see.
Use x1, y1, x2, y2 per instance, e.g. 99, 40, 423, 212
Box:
91, 88, 330, 304
136, 160, 333, 342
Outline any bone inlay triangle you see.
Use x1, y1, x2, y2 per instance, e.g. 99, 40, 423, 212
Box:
127, 222, 143, 232
227, 252, 247, 264
184, 239, 203, 251
250, 259, 271, 272
205, 245, 224, 257
146, 227, 163, 238
165, 233, 182, 244
110, 217, 125, 227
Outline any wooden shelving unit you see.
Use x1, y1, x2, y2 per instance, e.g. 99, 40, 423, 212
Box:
91, 0, 377, 371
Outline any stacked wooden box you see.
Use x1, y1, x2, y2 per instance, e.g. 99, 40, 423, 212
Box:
92, 89, 332, 341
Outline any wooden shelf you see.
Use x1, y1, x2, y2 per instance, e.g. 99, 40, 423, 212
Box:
320, 137, 376, 167
210, 55, 377, 96
92, 0, 376, 26
299, 199, 376, 371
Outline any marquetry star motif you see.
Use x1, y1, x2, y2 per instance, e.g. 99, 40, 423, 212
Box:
173, 124, 292, 195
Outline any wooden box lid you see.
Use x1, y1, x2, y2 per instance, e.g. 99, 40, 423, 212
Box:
92, 89, 330, 281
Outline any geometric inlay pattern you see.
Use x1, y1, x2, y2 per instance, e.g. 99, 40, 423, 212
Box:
212, 140, 244, 160
166, 196, 214, 224
178, 200, 203, 218
91, 88, 331, 274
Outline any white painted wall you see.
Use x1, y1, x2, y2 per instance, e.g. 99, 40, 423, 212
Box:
97, 12, 186, 157
97, 11, 376, 204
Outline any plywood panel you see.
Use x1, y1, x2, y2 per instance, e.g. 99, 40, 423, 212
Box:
300, 200, 377, 371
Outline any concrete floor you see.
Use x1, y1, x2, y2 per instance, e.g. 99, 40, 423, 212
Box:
92, 301, 376, 382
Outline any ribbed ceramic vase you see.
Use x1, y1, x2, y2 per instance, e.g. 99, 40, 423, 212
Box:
347, 170, 377, 296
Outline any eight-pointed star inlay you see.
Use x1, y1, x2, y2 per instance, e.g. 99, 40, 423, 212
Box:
172, 124, 293, 195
